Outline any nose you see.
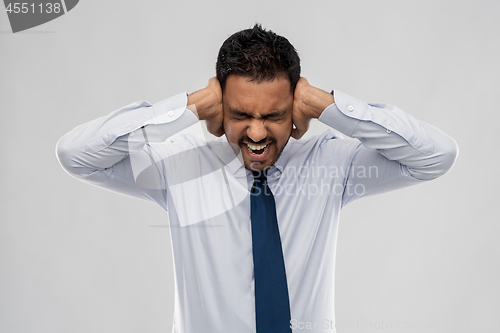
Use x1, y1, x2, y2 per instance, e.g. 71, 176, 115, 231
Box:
247, 119, 267, 143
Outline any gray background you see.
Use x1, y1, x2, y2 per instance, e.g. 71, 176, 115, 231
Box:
1, 0, 498, 332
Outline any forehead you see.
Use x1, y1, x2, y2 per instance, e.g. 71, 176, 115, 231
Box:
223, 75, 293, 115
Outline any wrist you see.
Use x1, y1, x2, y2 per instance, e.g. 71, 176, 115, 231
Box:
301, 85, 335, 119
187, 88, 220, 120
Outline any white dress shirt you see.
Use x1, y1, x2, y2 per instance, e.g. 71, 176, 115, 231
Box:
56, 90, 458, 333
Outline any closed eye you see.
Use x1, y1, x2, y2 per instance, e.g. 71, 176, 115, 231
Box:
264, 110, 287, 120
228, 110, 251, 120
227, 109, 288, 121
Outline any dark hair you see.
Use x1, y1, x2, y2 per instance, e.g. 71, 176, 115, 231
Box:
216, 24, 301, 92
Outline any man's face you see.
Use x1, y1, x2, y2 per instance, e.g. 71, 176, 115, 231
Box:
223, 75, 294, 171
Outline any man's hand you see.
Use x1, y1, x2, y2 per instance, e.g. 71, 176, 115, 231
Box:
292, 77, 335, 139
187, 77, 224, 137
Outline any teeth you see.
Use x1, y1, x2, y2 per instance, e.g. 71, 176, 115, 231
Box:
246, 143, 268, 151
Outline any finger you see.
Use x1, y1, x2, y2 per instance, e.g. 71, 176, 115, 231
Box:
206, 118, 225, 137
291, 128, 301, 139
291, 111, 310, 139
291, 124, 307, 139
207, 124, 224, 137
213, 126, 225, 137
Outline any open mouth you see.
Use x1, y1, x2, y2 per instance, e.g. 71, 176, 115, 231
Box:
245, 143, 270, 156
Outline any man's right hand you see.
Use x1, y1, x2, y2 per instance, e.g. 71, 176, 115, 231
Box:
187, 77, 224, 137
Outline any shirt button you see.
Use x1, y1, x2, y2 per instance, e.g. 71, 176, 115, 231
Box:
168, 111, 175, 117
386, 129, 391, 134
129, 131, 134, 137
347, 105, 354, 112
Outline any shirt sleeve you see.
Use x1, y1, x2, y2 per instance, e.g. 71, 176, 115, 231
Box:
318, 90, 459, 207
55, 92, 199, 210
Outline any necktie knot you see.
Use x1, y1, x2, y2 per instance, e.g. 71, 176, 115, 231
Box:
252, 170, 268, 185
252, 170, 267, 180
252, 170, 268, 192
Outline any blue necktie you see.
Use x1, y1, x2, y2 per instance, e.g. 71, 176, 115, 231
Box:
251, 171, 292, 333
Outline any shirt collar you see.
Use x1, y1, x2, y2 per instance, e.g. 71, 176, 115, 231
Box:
209, 135, 244, 175
272, 136, 295, 175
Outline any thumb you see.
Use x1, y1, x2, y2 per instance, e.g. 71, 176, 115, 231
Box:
291, 123, 308, 139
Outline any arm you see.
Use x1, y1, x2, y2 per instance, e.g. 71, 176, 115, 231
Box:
56, 78, 223, 207
292, 78, 459, 206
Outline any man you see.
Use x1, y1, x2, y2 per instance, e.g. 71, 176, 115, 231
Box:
56, 24, 458, 332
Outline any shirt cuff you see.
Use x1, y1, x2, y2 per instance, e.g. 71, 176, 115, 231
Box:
134, 92, 200, 142
318, 90, 365, 137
